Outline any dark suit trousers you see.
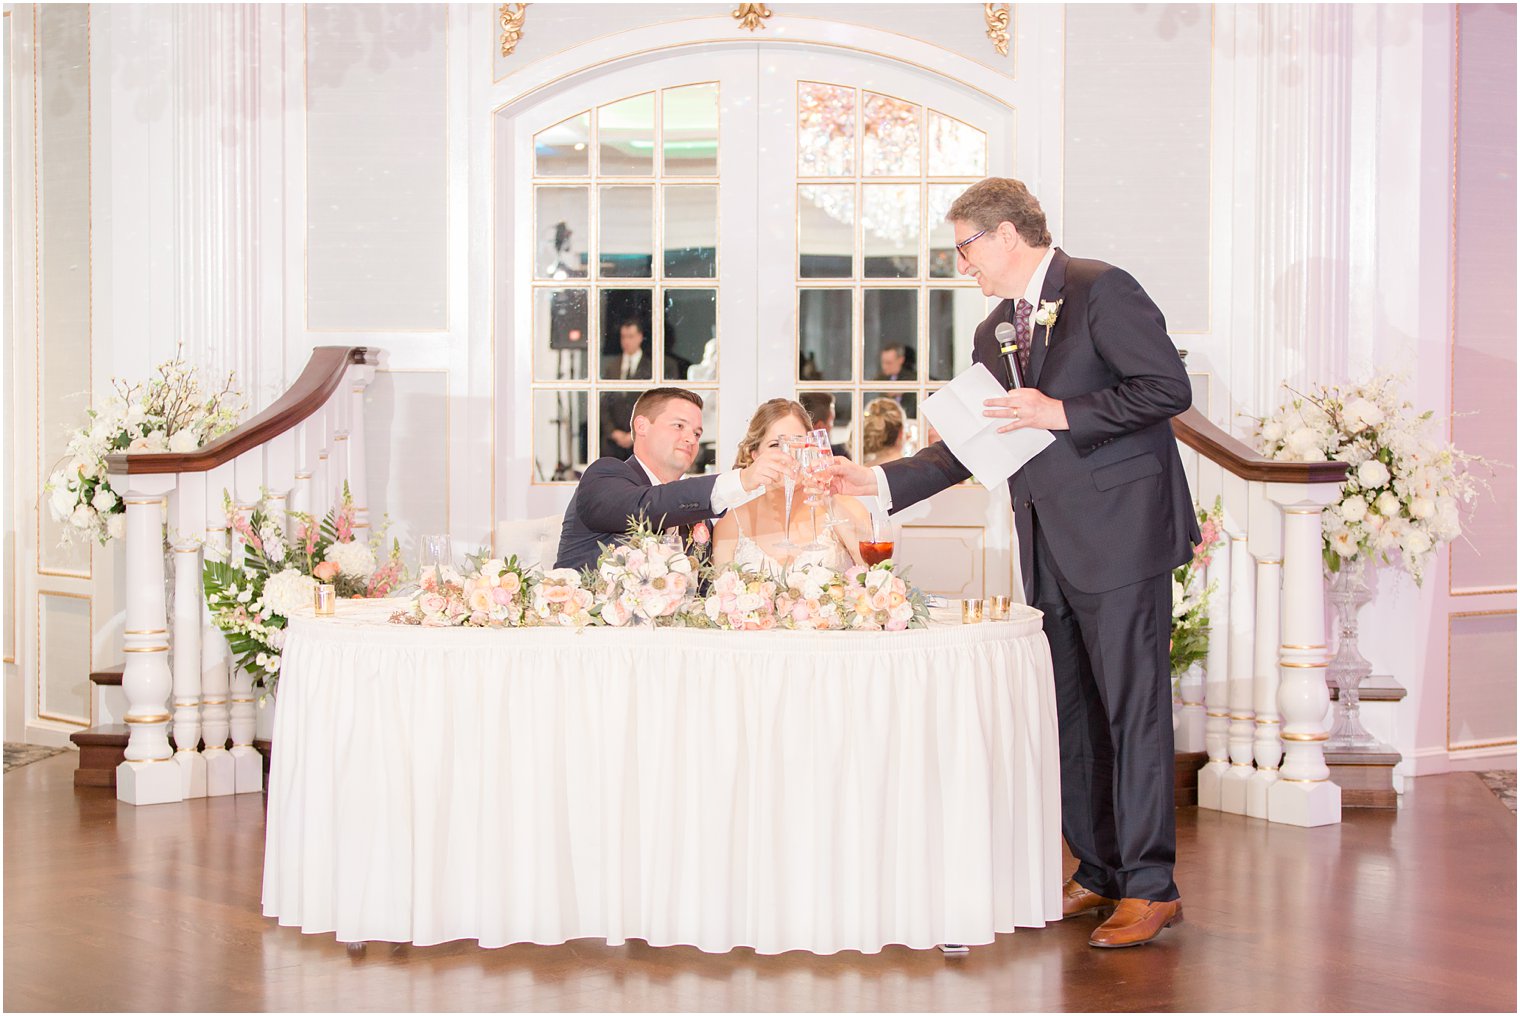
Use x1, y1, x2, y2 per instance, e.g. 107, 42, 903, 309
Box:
1029, 512, 1178, 902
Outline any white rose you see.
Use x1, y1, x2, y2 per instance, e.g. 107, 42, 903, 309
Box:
107, 514, 127, 540
91, 486, 118, 513
1343, 398, 1383, 433
1260, 419, 1284, 443
1339, 495, 1368, 523
1374, 491, 1401, 517
1356, 460, 1390, 489
49, 482, 78, 521
1330, 530, 1358, 558
1408, 496, 1434, 520
1287, 428, 1322, 456
1402, 528, 1432, 557
168, 429, 200, 453
70, 505, 96, 531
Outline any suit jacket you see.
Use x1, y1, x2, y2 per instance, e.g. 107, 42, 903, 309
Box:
881, 249, 1200, 595
601, 352, 653, 381
554, 455, 719, 572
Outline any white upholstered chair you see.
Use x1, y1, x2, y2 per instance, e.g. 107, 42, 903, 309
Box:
494, 515, 563, 572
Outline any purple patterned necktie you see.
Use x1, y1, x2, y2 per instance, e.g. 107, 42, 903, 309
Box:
1013, 298, 1034, 379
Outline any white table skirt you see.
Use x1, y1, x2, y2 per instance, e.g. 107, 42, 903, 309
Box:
262, 599, 1063, 955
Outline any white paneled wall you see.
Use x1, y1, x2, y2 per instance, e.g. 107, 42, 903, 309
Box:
362, 368, 452, 552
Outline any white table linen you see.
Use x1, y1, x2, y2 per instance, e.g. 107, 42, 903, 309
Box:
262, 598, 1062, 955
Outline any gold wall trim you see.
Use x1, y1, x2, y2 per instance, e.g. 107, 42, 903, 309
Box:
499, 3, 527, 58
733, 4, 772, 32
1446, 607, 1518, 752
36, 589, 92, 728
983, 4, 1010, 57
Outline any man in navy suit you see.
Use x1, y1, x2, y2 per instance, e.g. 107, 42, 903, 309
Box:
828, 178, 1198, 948
556, 387, 794, 573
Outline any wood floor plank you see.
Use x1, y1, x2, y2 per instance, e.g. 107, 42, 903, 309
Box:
6, 753, 1515, 1012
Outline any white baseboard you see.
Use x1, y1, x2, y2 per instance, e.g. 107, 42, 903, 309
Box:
1398, 744, 1517, 778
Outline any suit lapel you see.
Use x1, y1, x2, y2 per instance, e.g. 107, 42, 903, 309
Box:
1025, 248, 1068, 389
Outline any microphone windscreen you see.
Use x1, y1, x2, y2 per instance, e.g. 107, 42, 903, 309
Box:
994, 321, 1015, 348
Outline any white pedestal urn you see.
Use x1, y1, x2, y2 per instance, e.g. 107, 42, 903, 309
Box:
1325, 556, 1379, 749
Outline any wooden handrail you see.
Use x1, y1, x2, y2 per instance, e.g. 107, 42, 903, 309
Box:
106, 346, 378, 476
1171, 407, 1348, 485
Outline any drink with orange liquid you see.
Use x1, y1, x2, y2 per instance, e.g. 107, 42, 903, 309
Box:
858, 540, 895, 565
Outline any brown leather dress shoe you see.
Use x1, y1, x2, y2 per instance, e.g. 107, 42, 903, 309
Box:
1061, 878, 1118, 918
1089, 898, 1183, 948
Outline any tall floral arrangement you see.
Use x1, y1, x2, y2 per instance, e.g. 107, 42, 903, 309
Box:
45, 352, 244, 544
1171, 498, 1223, 679
1252, 373, 1485, 584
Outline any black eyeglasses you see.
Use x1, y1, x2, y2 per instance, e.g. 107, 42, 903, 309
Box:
954, 227, 989, 257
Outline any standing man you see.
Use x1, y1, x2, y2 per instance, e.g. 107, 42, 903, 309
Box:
600, 319, 654, 459
828, 178, 1198, 948
557, 387, 793, 573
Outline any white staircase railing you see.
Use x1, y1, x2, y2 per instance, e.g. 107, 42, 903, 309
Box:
1173, 408, 1348, 826
106, 347, 378, 806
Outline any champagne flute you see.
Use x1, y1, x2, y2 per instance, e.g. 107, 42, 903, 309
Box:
775, 435, 805, 552
797, 444, 827, 552
808, 428, 848, 529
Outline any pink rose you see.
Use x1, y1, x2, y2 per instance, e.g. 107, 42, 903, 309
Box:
692, 522, 710, 546
313, 561, 340, 582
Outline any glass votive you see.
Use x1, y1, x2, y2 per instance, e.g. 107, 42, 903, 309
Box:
988, 595, 1011, 621
314, 583, 336, 616
960, 598, 984, 624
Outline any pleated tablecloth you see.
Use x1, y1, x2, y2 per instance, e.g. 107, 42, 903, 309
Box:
262, 598, 1063, 955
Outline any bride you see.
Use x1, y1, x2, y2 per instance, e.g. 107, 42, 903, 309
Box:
710, 398, 873, 575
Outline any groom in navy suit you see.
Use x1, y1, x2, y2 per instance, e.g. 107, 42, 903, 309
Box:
829, 178, 1199, 948
556, 387, 794, 573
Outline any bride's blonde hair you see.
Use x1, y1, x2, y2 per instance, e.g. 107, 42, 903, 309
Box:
733, 398, 812, 468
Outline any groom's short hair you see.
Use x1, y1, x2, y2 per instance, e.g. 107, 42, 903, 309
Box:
948, 178, 1052, 248
630, 387, 704, 429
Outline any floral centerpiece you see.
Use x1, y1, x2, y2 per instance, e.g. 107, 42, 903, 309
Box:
774, 560, 851, 631
703, 564, 783, 631
1252, 372, 1485, 584
1171, 498, 1223, 680
590, 524, 702, 627
523, 568, 598, 628
393, 556, 532, 628
203, 488, 406, 691
839, 562, 927, 631
45, 352, 244, 544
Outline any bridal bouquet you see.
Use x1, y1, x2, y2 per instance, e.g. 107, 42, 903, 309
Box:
1170, 498, 1223, 679
45, 352, 244, 545
397, 556, 532, 628
703, 565, 782, 631
1252, 372, 1485, 584
523, 568, 598, 628
774, 560, 850, 630
840, 562, 926, 631
591, 527, 701, 627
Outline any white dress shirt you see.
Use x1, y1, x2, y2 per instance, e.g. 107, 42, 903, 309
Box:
621, 351, 642, 379
871, 248, 1057, 511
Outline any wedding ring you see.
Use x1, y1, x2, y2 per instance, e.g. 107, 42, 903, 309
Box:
1012, 410, 1020, 422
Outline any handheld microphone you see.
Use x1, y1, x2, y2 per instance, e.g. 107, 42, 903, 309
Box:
994, 321, 1024, 389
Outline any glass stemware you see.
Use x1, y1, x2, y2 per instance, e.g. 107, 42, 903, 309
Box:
796, 444, 828, 552
775, 435, 805, 552
858, 513, 898, 566
808, 427, 849, 529
419, 533, 455, 586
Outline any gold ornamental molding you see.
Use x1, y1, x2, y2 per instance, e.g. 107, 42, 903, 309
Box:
984, 3, 1011, 57
499, 3, 527, 59
733, 3, 772, 32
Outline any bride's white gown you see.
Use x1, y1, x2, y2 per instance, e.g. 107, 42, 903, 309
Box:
731, 506, 856, 577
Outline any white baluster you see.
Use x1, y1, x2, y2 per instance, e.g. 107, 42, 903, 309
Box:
1196, 535, 1232, 810
1177, 664, 1206, 753
290, 421, 313, 519
1267, 491, 1341, 826
1220, 531, 1256, 814
330, 396, 351, 507
1247, 556, 1283, 819
201, 462, 236, 796
113, 475, 184, 806
229, 452, 265, 794
168, 472, 207, 799
347, 363, 375, 532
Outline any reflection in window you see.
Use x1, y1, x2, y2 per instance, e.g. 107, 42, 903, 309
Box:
664, 84, 718, 176
665, 289, 717, 380
927, 183, 963, 279
534, 112, 590, 176
533, 288, 589, 382
797, 390, 856, 460
862, 92, 920, 176
664, 186, 717, 278
535, 187, 589, 279
927, 112, 986, 177
598, 92, 654, 175
798, 185, 854, 278
862, 184, 919, 279
864, 289, 918, 381
599, 185, 653, 278
798, 289, 853, 382
534, 390, 589, 482
597, 389, 641, 462
928, 289, 985, 381
597, 290, 654, 381
797, 82, 855, 177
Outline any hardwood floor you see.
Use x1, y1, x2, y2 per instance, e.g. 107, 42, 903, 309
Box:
5, 753, 1515, 1013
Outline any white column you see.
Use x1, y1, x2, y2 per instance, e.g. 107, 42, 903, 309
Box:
1267, 491, 1341, 826
1247, 556, 1283, 819
226, 494, 264, 794
201, 519, 235, 797
114, 476, 183, 806
1196, 536, 1232, 809
1221, 532, 1256, 814
347, 364, 375, 532
168, 471, 208, 800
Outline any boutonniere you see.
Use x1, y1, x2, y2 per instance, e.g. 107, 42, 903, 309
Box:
691, 521, 711, 547
1033, 299, 1063, 348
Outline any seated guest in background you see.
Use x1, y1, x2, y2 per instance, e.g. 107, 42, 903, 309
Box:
709, 399, 872, 576
599, 390, 640, 461
798, 391, 851, 460
556, 387, 794, 573
874, 344, 916, 382
602, 319, 653, 381
861, 397, 906, 466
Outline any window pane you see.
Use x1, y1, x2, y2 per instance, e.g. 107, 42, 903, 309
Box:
927, 111, 986, 177
664, 185, 717, 278
599, 185, 653, 278
535, 186, 589, 279
534, 112, 590, 176
533, 288, 589, 381
927, 183, 963, 279
597, 389, 641, 463
597, 290, 654, 381
798, 184, 854, 279
664, 84, 718, 176
864, 289, 919, 382
688, 391, 721, 475
797, 390, 855, 460
534, 390, 589, 482
862, 184, 920, 279
861, 392, 917, 465
798, 289, 853, 382
797, 82, 855, 177
664, 289, 717, 382
862, 92, 920, 176
928, 288, 986, 381
598, 92, 654, 175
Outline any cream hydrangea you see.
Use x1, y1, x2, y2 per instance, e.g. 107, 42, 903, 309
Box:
325, 539, 377, 580
262, 568, 317, 617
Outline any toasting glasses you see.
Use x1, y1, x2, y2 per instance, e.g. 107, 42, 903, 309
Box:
807, 427, 849, 530
775, 434, 806, 552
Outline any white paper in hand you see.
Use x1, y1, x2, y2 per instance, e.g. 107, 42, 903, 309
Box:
920, 362, 1055, 490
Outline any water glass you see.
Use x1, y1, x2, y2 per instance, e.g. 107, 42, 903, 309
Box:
419, 533, 455, 584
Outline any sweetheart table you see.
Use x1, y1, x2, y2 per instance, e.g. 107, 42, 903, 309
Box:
261, 598, 1062, 955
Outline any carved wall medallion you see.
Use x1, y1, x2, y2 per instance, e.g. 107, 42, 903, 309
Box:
499, 3, 527, 58
733, 3, 773, 32
984, 3, 1011, 57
